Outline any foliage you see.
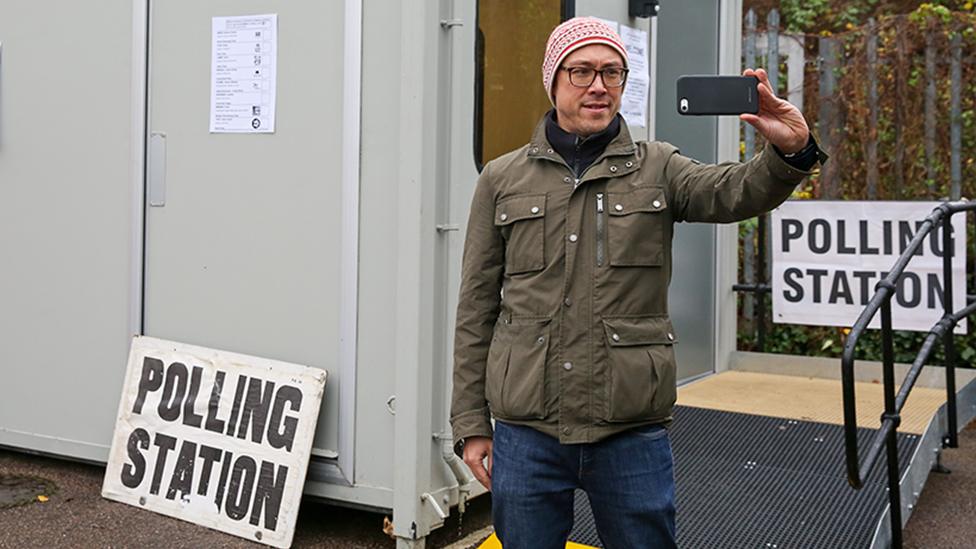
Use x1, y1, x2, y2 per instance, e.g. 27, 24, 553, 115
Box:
737, 4, 976, 366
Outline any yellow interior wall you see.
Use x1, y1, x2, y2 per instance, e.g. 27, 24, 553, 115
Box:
479, 0, 562, 164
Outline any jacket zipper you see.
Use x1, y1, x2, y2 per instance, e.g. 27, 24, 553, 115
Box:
596, 192, 605, 267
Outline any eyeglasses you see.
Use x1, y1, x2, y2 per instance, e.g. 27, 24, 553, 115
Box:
561, 66, 629, 88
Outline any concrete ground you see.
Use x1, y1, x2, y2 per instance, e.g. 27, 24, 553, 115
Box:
0, 449, 493, 549
903, 419, 976, 549
3, 420, 972, 549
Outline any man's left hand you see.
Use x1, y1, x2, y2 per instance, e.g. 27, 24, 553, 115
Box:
740, 68, 809, 154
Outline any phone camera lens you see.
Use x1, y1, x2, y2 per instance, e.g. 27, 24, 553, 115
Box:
679, 98, 689, 113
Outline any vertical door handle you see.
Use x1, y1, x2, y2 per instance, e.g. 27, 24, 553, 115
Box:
148, 132, 166, 207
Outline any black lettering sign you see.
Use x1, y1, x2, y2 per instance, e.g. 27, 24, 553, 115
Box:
268, 386, 303, 452
214, 450, 234, 512
121, 428, 150, 488
927, 273, 945, 309
237, 377, 275, 444
150, 433, 177, 495
829, 271, 854, 304
896, 272, 922, 307
859, 220, 879, 254
250, 462, 288, 531
852, 271, 876, 305
182, 367, 205, 428
808, 219, 831, 254
836, 220, 856, 254
783, 268, 804, 302
205, 371, 228, 434
883, 220, 893, 255
197, 445, 223, 497
166, 440, 197, 501
225, 375, 248, 437
781, 219, 803, 252
807, 269, 829, 302
158, 363, 189, 422
133, 357, 164, 414
225, 456, 258, 521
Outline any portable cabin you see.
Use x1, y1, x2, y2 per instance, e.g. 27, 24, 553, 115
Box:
2, 2, 972, 548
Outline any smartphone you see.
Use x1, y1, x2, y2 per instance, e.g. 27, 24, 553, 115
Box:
676, 75, 760, 116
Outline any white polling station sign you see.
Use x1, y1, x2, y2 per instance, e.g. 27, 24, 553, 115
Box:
771, 201, 967, 334
102, 336, 326, 548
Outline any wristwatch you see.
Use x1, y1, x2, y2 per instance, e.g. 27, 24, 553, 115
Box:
454, 438, 465, 458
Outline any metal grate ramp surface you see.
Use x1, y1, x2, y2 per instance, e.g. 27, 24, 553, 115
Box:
567, 406, 920, 548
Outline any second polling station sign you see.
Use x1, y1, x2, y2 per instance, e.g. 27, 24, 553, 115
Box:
772, 201, 967, 334
102, 337, 326, 548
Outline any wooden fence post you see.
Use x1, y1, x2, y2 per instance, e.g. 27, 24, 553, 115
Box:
763, 9, 779, 291
866, 18, 879, 200
742, 8, 757, 328
950, 31, 962, 201
818, 36, 842, 198
894, 23, 907, 199
925, 29, 938, 194
767, 9, 779, 96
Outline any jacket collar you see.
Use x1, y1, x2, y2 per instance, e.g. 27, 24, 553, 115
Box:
545, 110, 620, 166
527, 109, 637, 163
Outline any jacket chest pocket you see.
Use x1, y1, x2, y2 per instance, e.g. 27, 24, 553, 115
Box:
495, 194, 547, 275
601, 316, 677, 422
485, 318, 551, 420
606, 186, 667, 266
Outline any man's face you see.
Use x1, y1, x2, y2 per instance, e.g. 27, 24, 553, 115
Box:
552, 44, 625, 137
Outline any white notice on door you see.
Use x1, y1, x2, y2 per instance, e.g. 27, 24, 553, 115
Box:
619, 24, 649, 128
210, 14, 277, 133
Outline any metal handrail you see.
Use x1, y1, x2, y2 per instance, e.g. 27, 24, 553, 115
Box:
840, 200, 975, 549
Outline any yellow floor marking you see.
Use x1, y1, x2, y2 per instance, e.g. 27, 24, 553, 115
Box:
678, 370, 946, 434
477, 533, 598, 549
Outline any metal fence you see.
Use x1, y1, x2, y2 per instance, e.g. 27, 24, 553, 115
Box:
737, 8, 975, 352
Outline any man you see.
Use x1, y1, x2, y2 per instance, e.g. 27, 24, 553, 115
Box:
450, 17, 825, 549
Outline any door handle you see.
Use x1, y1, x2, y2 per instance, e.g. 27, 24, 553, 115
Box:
148, 132, 166, 207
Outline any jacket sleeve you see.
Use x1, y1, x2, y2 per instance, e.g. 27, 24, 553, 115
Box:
450, 162, 504, 448
664, 142, 814, 223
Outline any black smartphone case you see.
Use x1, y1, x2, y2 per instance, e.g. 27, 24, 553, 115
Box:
676, 75, 760, 115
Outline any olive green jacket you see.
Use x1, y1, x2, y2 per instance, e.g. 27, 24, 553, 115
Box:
450, 116, 814, 449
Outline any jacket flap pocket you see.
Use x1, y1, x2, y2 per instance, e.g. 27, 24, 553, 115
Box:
602, 316, 677, 346
495, 194, 547, 226
606, 186, 667, 216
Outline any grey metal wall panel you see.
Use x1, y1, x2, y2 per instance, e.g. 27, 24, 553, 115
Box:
655, 0, 721, 381
143, 2, 346, 457
352, 0, 402, 493
0, 0, 138, 461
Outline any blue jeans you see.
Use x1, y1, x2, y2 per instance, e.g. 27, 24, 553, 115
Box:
491, 421, 676, 549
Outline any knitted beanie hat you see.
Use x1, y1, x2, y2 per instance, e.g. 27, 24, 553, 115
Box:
542, 17, 629, 105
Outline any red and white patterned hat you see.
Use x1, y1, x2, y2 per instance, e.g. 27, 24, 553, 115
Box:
542, 17, 628, 105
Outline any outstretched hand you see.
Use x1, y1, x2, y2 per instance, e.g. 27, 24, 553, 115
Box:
740, 68, 809, 154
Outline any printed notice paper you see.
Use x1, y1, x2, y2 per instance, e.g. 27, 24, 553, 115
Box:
210, 14, 277, 133
620, 24, 649, 128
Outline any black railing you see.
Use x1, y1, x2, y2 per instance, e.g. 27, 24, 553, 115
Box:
841, 200, 976, 549
733, 213, 771, 351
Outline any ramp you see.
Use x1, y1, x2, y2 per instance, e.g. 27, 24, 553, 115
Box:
563, 369, 971, 548
476, 367, 974, 548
